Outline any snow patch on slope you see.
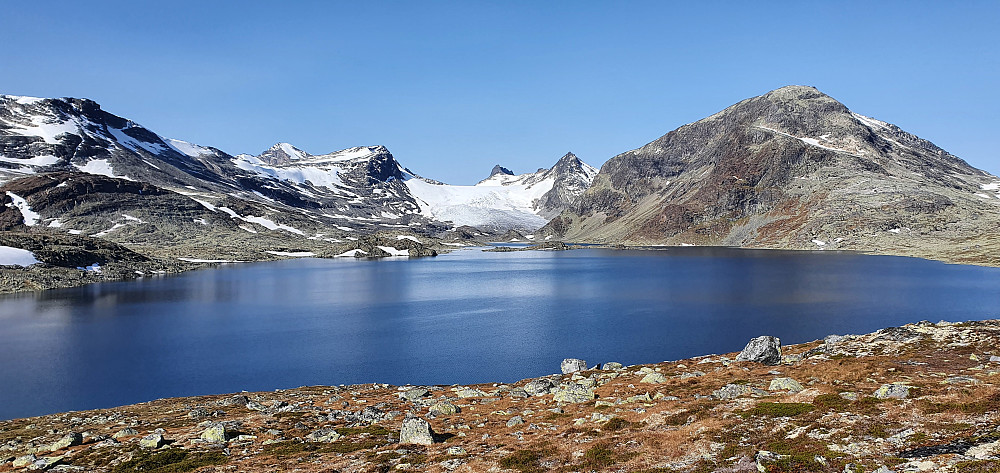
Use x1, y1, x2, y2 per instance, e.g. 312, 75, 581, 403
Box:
405, 175, 554, 230
74, 159, 133, 180
5, 192, 40, 225
0, 246, 39, 266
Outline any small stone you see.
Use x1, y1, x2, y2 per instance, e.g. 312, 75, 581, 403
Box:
399, 418, 434, 445
199, 423, 232, 443
768, 377, 804, 393
970, 354, 980, 361
400, 388, 430, 401
602, 362, 624, 370
506, 416, 525, 427
429, 401, 460, 416
838, 392, 859, 401
13, 454, 37, 468
138, 433, 165, 449
736, 336, 782, 365
679, 371, 705, 379
112, 428, 138, 439
446, 446, 467, 455
561, 358, 587, 374
990, 355, 1000, 363
873, 384, 910, 399
640, 372, 667, 384
47, 432, 82, 452
305, 427, 343, 443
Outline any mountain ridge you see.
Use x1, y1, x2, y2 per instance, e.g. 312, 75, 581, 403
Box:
542, 85, 1000, 265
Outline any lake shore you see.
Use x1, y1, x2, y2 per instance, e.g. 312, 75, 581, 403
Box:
3, 319, 1000, 472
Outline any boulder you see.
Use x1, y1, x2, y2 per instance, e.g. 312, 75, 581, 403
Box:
873, 384, 910, 399
399, 418, 434, 445
454, 387, 488, 398
524, 378, 556, 396
199, 423, 232, 443
602, 362, 624, 370
138, 433, 165, 449
768, 377, 804, 393
46, 432, 82, 452
640, 372, 667, 384
561, 358, 588, 374
112, 428, 138, 439
400, 388, 430, 401
735, 336, 782, 365
552, 384, 595, 403
506, 416, 525, 427
429, 401, 460, 416
712, 383, 752, 400
305, 427, 343, 443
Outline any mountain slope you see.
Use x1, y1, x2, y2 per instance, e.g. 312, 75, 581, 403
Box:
544, 86, 1000, 264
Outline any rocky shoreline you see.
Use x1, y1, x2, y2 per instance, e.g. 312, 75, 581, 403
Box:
4, 320, 1000, 472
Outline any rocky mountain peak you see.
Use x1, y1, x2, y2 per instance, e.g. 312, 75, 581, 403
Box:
489, 165, 514, 178
257, 142, 308, 165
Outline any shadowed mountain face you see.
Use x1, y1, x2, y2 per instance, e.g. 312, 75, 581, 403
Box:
543, 86, 1000, 264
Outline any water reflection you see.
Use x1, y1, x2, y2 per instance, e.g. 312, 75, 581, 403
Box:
1, 248, 999, 420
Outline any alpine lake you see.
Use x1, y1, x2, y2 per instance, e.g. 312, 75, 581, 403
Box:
2, 246, 999, 420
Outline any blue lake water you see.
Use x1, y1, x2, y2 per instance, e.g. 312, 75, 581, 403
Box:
1, 247, 999, 420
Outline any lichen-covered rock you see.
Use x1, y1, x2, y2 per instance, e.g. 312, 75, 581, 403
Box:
454, 387, 488, 398
305, 427, 343, 443
873, 384, 910, 399
506, 416, 525, 427
713, 383, 752, 400
640, 372, 667, 384
524, 378, 556, 396
200, 423, 232, 443
429, 401, 460, 416
768, 377, 804, 392
46, 432, 82, 452
12, 454, 37, 468
736, 336, 782, 365
400, 388, 430, 401
561, 358, 587, 374
602, 362, 624, 370
552, 384, 595, 403
112, 428, 138, 439
399, 418, 434, 445
138, 433, 165, 449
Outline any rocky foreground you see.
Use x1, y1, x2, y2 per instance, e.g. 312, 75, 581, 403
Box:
4, 320, 1000, 472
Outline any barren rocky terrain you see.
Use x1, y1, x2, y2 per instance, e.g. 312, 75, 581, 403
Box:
4, 319, 1000, 472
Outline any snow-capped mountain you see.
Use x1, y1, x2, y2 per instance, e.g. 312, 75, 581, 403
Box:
0, 94, 597, 244
405, 153, 598, 231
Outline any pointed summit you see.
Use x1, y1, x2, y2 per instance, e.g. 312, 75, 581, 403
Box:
489, 165, 514, 178
258, 143, 308, 165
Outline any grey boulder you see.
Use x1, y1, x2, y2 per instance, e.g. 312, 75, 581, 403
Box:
399, 418, 435, 445
735, 336, 782, 365
561, 358, 587, 374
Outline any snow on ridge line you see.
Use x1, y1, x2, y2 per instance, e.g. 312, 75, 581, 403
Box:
0, 246, 40, 266
178, 258, 245, 263
265, 251, 315, 257
5, 191, 40, 226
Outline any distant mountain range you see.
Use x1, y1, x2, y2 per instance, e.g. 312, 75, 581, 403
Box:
0, 85, 997, 292
0, 94, 599, 239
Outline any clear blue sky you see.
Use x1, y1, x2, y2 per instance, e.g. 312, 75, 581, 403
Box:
3, 1, 998, 184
